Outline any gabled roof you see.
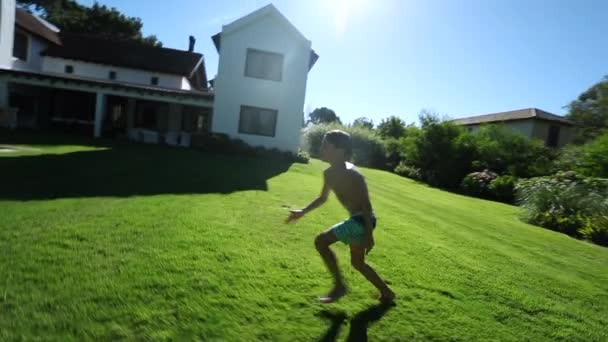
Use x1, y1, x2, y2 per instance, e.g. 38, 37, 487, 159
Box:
211, 4, 319, 71
42, 33, 204, 77
15, 8, 61, 45
452, 108, 574, 126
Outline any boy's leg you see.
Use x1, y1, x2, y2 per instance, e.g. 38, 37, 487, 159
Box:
314, 229, 347, 302
350, 245, 395, 302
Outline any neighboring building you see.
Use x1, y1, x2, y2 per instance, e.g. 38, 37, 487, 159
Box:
452, 108, 575, 148
211, 4, 318, 153
0, 1, 317, 153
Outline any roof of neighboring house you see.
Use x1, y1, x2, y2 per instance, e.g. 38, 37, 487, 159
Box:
15, 8, 61, 45
42, 33, 204, 78
210, 4, 319, 71
452, 108, 574, 126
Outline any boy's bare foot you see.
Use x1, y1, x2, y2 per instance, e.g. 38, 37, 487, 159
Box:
319, 284, 347, 304
379, 290, 396, 304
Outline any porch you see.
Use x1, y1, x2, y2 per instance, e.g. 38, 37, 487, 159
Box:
0, 69, 213, 147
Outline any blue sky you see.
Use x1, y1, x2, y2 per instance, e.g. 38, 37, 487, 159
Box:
78, 0, 608, 125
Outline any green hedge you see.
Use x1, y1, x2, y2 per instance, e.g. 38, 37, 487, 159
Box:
303, 124, 387, 169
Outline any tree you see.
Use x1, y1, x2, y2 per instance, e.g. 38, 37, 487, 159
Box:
308, 107, 341, 125
377, 116, 407, 139
352, 117, 374, 129
17, 0, 162, 47
566, 75, 608, 143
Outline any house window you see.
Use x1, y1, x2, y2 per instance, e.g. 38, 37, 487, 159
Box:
108, 71, 117, 80
244, 48, 283, 81
238, 105, 278, 137
547, 125, 560, 147
65, 65, 74, 74
150, 77, 159, 85
13, 31, 28, 60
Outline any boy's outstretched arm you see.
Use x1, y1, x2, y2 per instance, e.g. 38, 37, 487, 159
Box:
286, 172, 330, 223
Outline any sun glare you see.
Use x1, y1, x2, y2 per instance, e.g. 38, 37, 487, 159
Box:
325, 0, 368, 38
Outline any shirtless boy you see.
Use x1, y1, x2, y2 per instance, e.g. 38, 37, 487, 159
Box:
286, 130, 395, 304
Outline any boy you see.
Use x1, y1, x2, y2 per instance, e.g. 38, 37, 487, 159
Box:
286, 130, 395, 304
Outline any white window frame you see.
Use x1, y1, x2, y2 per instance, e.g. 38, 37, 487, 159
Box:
244, 48, 284, 82
238, 105, 278, 137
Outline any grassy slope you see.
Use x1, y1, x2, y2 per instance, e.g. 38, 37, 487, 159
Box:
0, 138, 607, 341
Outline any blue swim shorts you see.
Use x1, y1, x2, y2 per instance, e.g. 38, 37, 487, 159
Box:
330, 214, 377, 245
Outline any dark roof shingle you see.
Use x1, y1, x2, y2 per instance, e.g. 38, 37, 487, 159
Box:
42, 33, 203, 77
452, 108, 574, 126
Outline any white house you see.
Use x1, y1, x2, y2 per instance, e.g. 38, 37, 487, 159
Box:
211, 4, 318, 153
0, 1, 318, 153
0, 0, 213, 145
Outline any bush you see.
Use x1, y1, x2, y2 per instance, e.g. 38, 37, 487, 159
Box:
552, 144, 583, 173
294, 150, 310, 164
349, 126, 387, 168
488, 175, 517, 203
303, 123, 343, 157
471, 125, 553, 178
394, 162, 421, 180
553, 131, 608, 178
579, 215, 608, 246
580, 131, 608, 178
191, 133, 308, 163
516, 172, 608, 242
400, 119, 476, 188
461, 170, 498, 198
303, 124, 387, 168
383, 138, 403, 170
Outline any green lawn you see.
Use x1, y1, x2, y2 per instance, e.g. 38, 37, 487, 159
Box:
1, 133, 607, 341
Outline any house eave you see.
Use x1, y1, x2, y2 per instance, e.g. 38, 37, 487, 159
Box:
0, 68, 214, 100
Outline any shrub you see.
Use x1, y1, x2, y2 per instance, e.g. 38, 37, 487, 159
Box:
294, 150, 310, 164
401, 120, 476, 188
471, 125, 553, 178
383, 138, 403, 170
552, 144, 583, 174
516, 172, 608, 241
553, 131, 608, 178
349, 126, 387, 169
191, 133, 307, 163
580, 215, 608, 246
488, 175, 517, 203
303, 124, 387, 168
394, 162, 421, 180
461, 170, 498, 198
580, 131, 608, 178
303, 123, 343, 157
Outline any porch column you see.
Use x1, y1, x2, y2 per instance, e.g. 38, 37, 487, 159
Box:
126, 98, 136, 130
94, 92, 106, 137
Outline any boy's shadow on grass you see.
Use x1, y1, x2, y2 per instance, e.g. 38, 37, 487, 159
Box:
317, 302, 396, 342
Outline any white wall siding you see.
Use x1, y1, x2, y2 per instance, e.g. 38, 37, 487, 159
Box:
11, 33, 47, 71
41, 56, 188, 89
212, 13, 311, 153
180, 77, 192, 90
0, 0, 16, 69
